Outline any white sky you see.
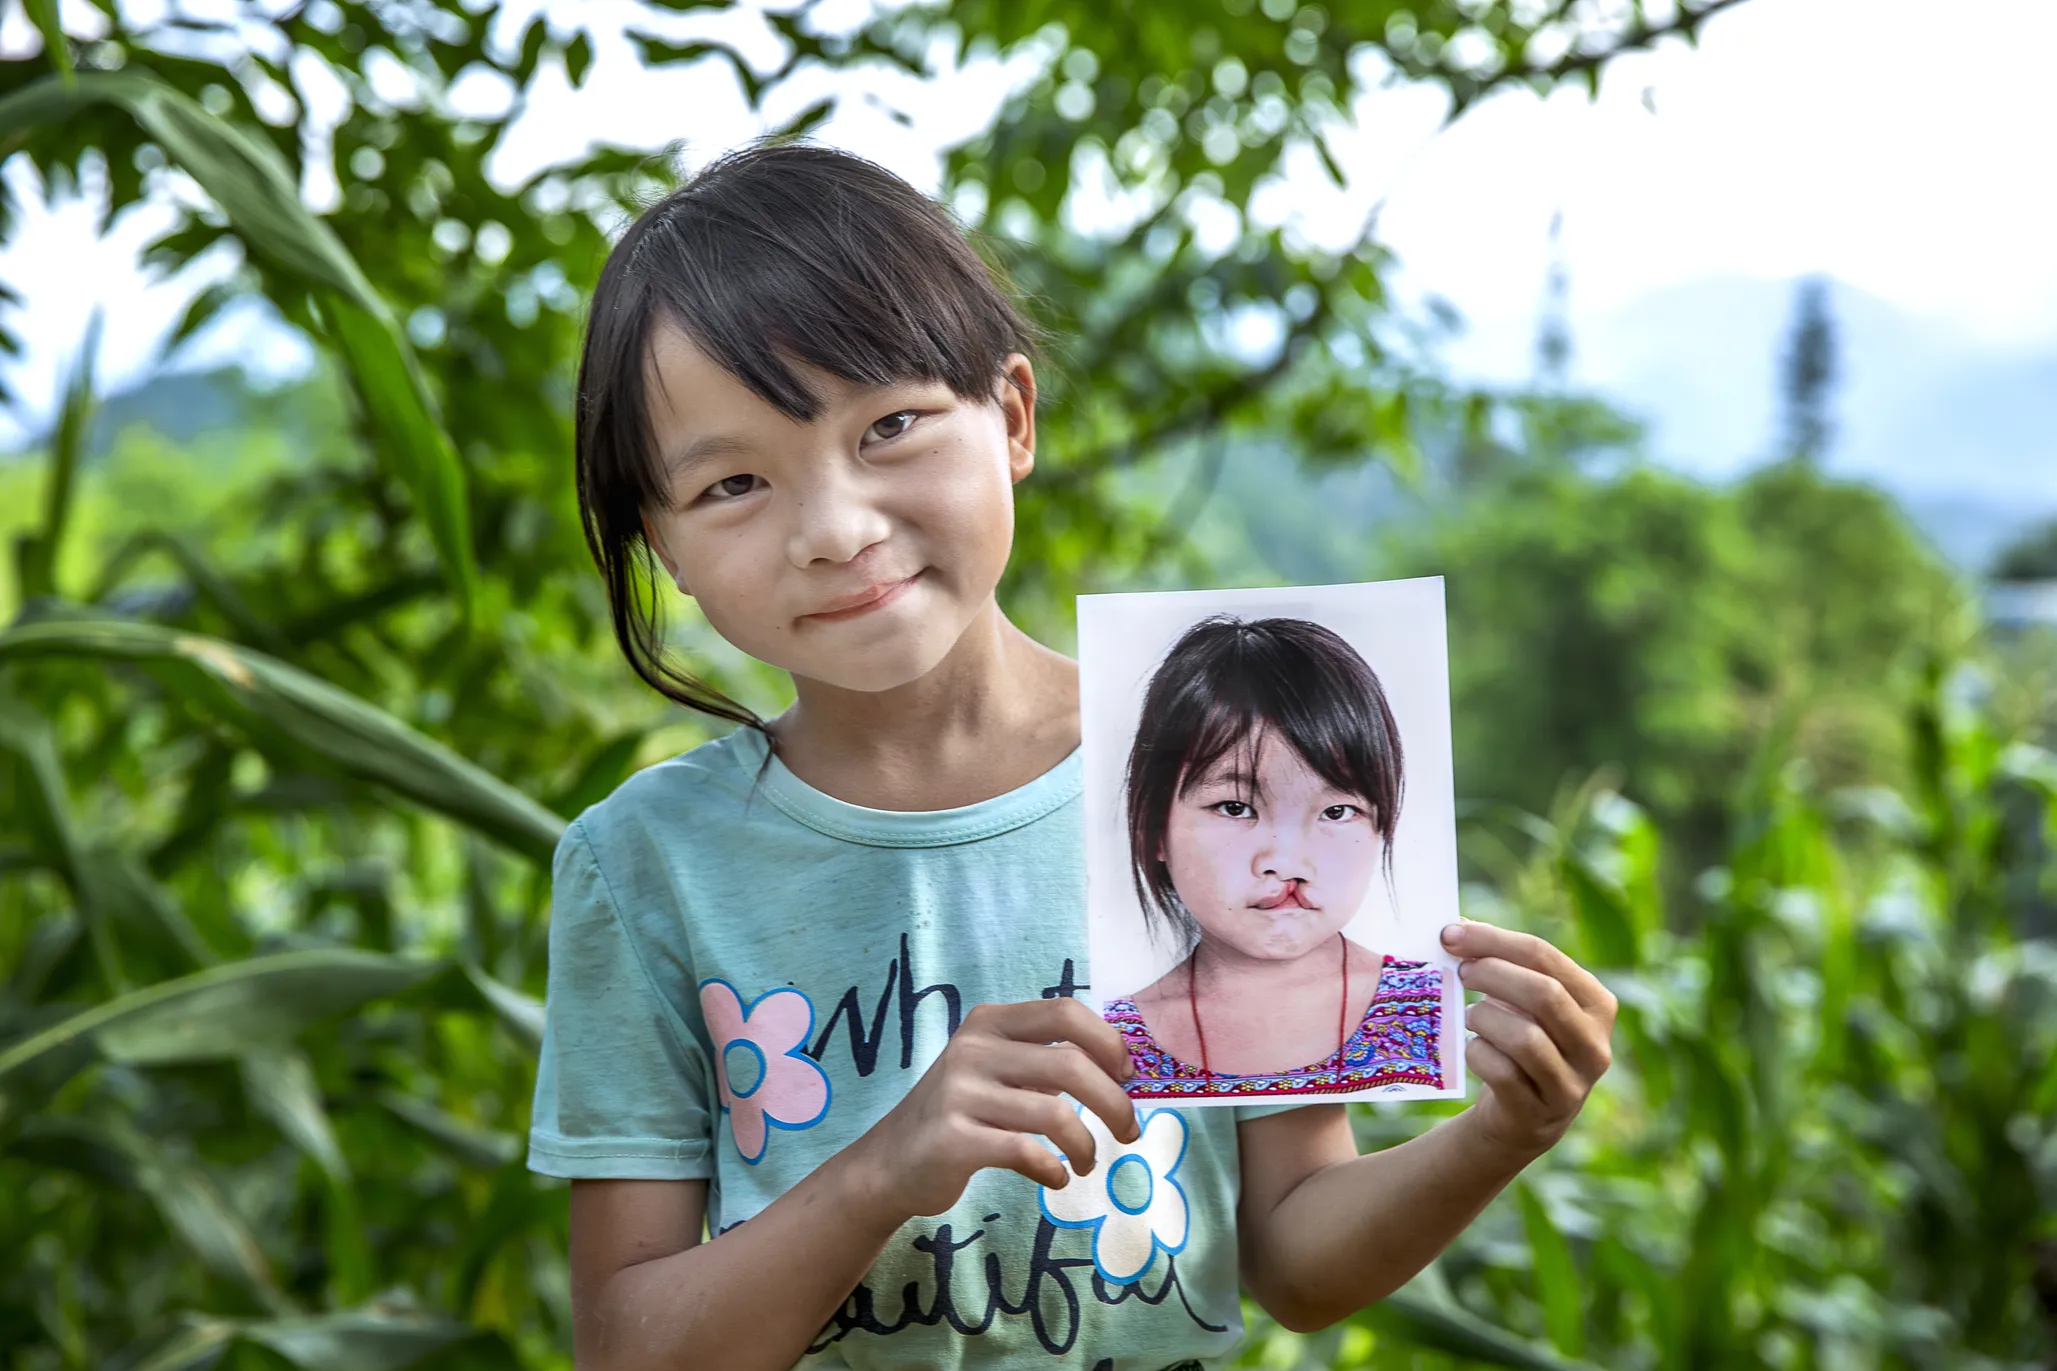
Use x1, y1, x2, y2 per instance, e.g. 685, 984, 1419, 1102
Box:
2, 0, 2054, 457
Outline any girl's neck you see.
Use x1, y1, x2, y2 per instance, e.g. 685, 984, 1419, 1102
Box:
1190, 933, 1345, 999
768, 596, 1079, 811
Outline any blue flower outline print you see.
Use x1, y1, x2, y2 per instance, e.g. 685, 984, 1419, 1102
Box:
1037, 1103, 1190, 1283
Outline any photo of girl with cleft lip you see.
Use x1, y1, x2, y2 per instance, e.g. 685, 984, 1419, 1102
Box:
1101, 614, 1448, 1101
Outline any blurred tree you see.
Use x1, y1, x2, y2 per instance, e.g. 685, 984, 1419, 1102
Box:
1993, 518, 2057, 581
1380, 402, 1967, 881
1776, 274, 1838, 463
1533, 209, 1572, 391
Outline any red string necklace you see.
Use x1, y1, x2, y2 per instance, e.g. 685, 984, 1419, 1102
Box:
1189, 930, 1350, 1084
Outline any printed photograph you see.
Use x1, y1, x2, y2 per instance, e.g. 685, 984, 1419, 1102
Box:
1080, 578, 1467, 1106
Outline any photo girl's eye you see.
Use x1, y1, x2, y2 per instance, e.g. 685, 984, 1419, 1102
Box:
1210, 800, 1255, 819
1322, 803, 1365, 821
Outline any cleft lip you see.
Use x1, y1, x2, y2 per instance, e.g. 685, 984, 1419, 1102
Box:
1253, 881, 1314, 911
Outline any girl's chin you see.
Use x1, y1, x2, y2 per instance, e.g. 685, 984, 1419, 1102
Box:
780, 638, 959, 694
1212, 925, 1345, 963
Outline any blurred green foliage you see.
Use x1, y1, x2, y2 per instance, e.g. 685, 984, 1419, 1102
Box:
2, 0, 2053, 1369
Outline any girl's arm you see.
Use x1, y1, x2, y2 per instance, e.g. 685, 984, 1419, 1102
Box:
1235, 921, 1618, 1332
569, 1165, 893, 1371
567, 997, 1140, 1371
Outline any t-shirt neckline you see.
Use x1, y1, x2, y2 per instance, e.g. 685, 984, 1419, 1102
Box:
727, 725, 1082, 848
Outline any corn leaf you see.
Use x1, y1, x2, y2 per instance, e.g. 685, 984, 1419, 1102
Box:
0, 949, 446, 1102
1357, 1286, 1603, 1371
241, 1047, 349, 1182
0, 72, 475, 609
123, 1312, 494, 1371
0, 617, 564, 862
1516, 1180, 1588, 1359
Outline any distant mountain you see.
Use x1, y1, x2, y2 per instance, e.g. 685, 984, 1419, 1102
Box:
1572, 274, 2057, 572
81, 368, 251, 454
0, 364, 335, 464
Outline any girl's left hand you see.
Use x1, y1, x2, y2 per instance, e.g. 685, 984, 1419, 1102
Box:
1443, 920, 1618, 1160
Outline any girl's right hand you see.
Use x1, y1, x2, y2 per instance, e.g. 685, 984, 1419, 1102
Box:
842, 997, 1142, 1221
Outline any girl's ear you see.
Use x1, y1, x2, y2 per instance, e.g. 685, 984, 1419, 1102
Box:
640, 513, 692, 596
998, 353, 1037, 484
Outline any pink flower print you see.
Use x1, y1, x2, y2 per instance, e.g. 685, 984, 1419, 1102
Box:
698, 979, 832, 1164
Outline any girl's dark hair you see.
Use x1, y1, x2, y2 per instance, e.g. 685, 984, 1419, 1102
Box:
1125, 615, 1405, 953
573, 139, 1042, 727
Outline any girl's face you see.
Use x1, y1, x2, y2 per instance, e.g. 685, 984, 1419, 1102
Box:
1162, 729, 1381, 964
638, 324, 1035, 694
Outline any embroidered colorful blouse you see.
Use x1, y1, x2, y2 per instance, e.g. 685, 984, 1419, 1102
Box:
1105, 955, 1446, 1100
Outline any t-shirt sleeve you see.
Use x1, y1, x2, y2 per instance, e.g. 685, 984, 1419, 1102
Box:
526, 819, 716, 1181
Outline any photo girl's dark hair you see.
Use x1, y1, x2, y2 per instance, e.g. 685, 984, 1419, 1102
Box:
573, 139, 1044, 727
1125, 615, 1405, 954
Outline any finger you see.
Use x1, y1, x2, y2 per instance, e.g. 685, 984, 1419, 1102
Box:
1467, 999, 1586, 1107
1443, 921, 1615, 1017
978, 1089, 1102, 1176
1465, 1033, 1544, 1110
980, 997, 1135, 1085
1459, 958, 1612, 1080
978, 1125, 1072, 1191
993, 1040, 1140, 1144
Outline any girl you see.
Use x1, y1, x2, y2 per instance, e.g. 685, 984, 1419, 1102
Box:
530, 139, 1617, 1370
1106, 616, 1447, 1101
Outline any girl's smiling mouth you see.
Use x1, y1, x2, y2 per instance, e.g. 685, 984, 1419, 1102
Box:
801, 571, 924, 622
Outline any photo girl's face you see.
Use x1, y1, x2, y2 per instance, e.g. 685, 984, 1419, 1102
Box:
638, 325, 1037, 694
1162, 727, 1382, 964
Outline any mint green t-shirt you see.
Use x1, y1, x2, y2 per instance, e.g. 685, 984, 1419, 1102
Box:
527, 726, 1299, 1369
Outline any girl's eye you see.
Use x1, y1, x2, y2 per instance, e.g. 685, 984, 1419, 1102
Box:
704, 474, 761, 502
1211, 800, 1254, 819
867, 410, 919, 443
1322, 804, 1364, 821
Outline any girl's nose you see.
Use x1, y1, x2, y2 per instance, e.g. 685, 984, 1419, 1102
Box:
785, 463, 892, 568
1252, 823, 1313, 881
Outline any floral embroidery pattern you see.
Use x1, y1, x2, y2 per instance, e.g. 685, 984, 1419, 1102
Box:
1038, 1104, 1190, 1283
1105, 956, 1446, 1100
698, 979, 831, 1164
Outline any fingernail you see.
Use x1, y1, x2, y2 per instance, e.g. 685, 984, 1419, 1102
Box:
1441, 923, 1464, 949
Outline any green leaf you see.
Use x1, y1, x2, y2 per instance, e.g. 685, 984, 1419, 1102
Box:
15, 308, 98, 603
91, 527, 295, 658
514, 15, 549, 88
1515, 1180, 1587, 1358
0, 72, 475, 609
1559, 852, 1641, 967
1357, 1286, 1603, 1371
453, 1161, 558, 1308
564, 31, 594, 88
28, 1114, 286, 1307
241, 1047, 349, 1181
323, 292, 476, 614
124, 1312, 494, 1371
378, 1088, 520, 1169
0, 617, 565, 862
23, 0, 72, 81
0, 949, 446, 1108
245, 1312, 498, 1371
772, 96, 837, 141
459, 960, 545, 1053
123, 1321, 239, 1371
